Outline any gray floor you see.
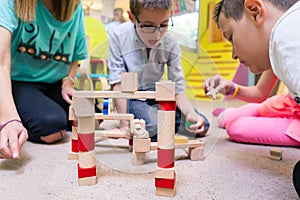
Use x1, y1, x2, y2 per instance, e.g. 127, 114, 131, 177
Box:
0, 99, 299, 200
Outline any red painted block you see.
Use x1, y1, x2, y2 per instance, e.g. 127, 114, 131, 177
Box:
157, 148, 175, 168
129, 138, 133, 146
77, 164, 96, 178
72, 120, 78, 127
78, 133, 94, 152
71, 139, 79, 153
155, 173, 176, 189
158, 101, 176, 111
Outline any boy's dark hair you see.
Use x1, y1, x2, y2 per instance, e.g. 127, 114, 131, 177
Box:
213, 0, 299, 26
130, 0, 174, 16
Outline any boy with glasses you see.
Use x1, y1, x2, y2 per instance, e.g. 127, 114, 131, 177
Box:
108, 0, 210, 142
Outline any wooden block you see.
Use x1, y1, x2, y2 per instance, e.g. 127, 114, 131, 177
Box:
73, 98, 94, 117
133, 119, 149, 139
132, 151, 145, 166
188, 147, 204, 161
78, 176, 97, 186
69, 106, 76, 120
77, 117, 95, 133
155, 167, 175, 179
175, 135, 188, 144
68, 152, 79, 160
133, 137, 151, 153
157, 111, 175, 149
95, 113, 134, 120
269, 148, 283, 160
156, 187, 176, 197
121, 72, 138, 92
78, 133, 95, 152
155, 174, 176, 189
95, 128, 127, 138
157, 148, 175, 168
158, 101, 176, 111
77, 164, 96, 179
155, 81, 175, 101
71, 139, 79, 153
150, 139, 204, 150
79, 150, 96, 168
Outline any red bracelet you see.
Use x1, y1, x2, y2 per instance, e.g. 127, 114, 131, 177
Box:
0, 119, 23, 132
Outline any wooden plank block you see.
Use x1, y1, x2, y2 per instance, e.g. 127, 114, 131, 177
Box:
74, 90, 156, 99
150, 140, 204, 150
95, 129, 127, 138
95, 113, 134, 120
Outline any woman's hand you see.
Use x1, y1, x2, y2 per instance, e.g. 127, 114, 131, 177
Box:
61, 78, 75, 104
0, 121, 28, 159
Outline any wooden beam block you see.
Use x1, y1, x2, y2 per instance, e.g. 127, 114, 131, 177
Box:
150, 139, 204, 150
269, 148, 283, 160
95, 129, 127, 138
121, 72, 138, 92
95, 113, 134, 120
74, 90, 156, 99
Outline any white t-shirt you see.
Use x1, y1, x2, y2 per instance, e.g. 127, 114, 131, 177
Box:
270, 1, 300, 102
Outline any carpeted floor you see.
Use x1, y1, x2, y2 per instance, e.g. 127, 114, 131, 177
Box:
1, 100, 299, 200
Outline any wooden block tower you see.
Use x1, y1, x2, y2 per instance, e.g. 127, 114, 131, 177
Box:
155, 81, 176, 196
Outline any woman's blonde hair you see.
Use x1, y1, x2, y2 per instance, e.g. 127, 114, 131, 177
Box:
15, 0, 80, 22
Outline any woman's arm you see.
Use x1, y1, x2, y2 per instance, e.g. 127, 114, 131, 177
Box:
0, 26, 28, 159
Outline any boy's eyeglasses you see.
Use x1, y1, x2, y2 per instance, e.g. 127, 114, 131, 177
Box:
134, 15, 174, 33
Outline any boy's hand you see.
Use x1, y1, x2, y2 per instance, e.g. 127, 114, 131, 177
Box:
185, 111, 205, 134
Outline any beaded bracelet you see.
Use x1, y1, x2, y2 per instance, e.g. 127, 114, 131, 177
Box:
0, 119, 23, 132
231, 84, 239, 97
63, 76, 75, 84
226, 82, 236, 96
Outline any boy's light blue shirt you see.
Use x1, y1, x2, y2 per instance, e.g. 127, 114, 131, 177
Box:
0, 0, 88, 83
108, 21, 186, 94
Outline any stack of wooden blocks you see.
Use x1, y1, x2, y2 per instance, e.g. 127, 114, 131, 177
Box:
68, 72, 205, 197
